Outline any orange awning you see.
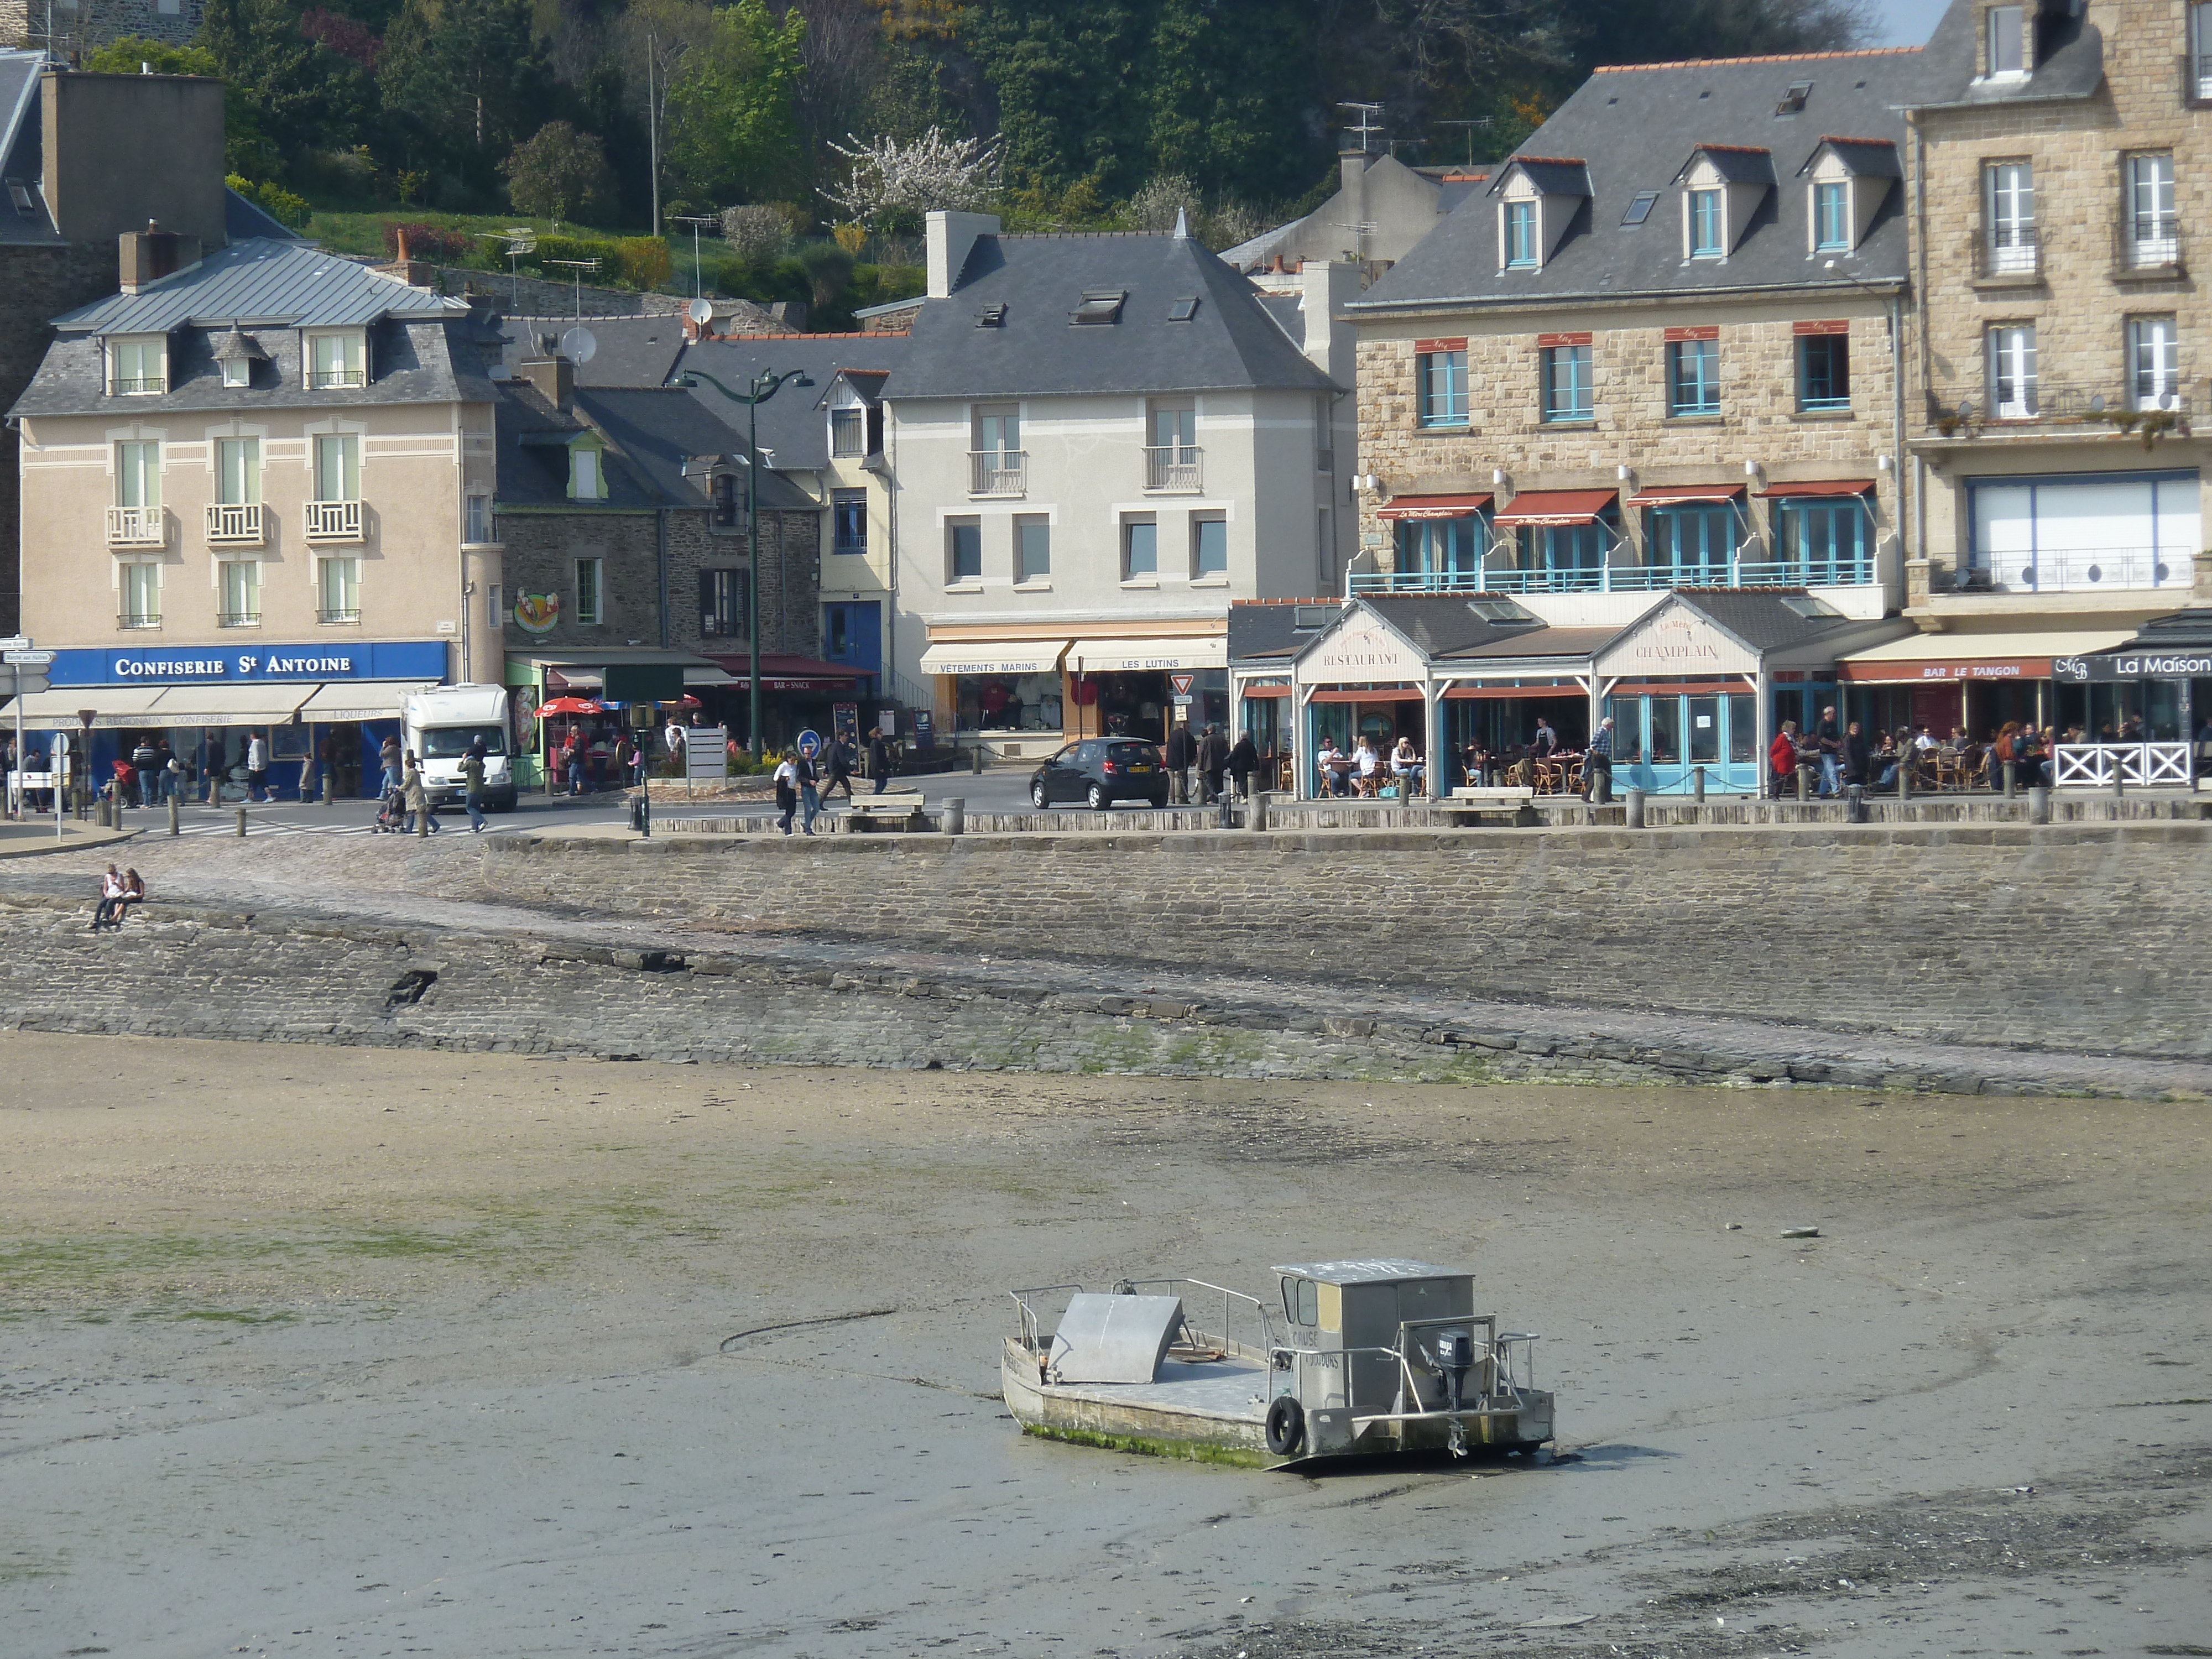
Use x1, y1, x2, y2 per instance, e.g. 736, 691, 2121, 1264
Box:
1375, 492, 1494, 521
1755, 478, 1874, 498
1625, 483, 1746, 508
1492, 488, 1618, 527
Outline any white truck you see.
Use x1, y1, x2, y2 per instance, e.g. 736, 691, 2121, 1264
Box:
404, 684, 518, 812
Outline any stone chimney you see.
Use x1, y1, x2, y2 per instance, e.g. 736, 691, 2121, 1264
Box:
520, 354, 575, 412
926, 210, 1001, 300
1338, 149, 1370, 229
118, 220, 201, 294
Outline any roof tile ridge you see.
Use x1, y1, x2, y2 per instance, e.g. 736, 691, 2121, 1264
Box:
1590, 45, 1922, 72
1817, 133, 1900, 146
1694, 141, 1773, 154
1510, 155, 1587, 166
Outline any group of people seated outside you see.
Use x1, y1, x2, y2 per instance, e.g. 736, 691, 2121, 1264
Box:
1768, 715, 2081, 797
1314, 735, 1427, 798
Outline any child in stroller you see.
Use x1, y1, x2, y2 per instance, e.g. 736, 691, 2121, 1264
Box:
371, 785, 408, 833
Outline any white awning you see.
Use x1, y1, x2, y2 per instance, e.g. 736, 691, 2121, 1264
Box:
684, 666, 737, 686
5, 686, 169, 728
295, 680, 437, 723
144, 682, 317, 725
1066, 636, 1228, 673
919, 639, 1070, 677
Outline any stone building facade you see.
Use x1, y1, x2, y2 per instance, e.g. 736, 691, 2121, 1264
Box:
3, 0, 206, 56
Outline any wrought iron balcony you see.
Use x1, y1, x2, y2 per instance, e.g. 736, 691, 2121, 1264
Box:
1143, 444, 1203, 492
307, 367, 367, 390
217, 609, 262, 627
1972, 546, 2187, 594
106, 505, 166, 547
304, 499, 364, 541
1927, 382, 2189, 434
2114, 212, 2184, 276
1350, 555, 1877, 597
968, 450, 1026, 497
317, 606, 361, 624
206, 502, 265, 545
116, 609, 160, 629
1970, 226, 2040, 282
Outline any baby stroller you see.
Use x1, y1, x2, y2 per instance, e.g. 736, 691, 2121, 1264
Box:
370, 786, 408, 833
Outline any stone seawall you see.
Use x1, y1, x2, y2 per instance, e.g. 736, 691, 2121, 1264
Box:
482, 822, 2212, 1060
0, 891, 2173, 1097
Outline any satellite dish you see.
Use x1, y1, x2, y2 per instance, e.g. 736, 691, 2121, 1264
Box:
2089, 394, 2106, 414
687, 296, 714, 327
559, 325, 598, 366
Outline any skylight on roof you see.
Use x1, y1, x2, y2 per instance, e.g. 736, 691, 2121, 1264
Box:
1071, 289, 1127, 325
1292, 604, 1334, 631
1168, 296, 1199, 322
977, 302, 1006, 327
1622, 190, 1660, 226
1776, 81, 1813, 114
5, 179, 33, 215
1466, 597, 1537, 625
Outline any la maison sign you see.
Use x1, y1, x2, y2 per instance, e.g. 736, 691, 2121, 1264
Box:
2054, 652, 2212, 682
1305, 612, 1427, 685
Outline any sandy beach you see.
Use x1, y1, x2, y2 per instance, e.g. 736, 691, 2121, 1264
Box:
2, 1030, 2208, 1658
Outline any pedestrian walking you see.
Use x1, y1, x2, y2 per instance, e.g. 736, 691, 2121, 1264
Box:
1228, 729, 1259, 800
1813, 705, 1842, 797
565, 732, 585, 796
1584, 716, 1615, 804
1769, 720, 1801, 799
378, 734, 402, 798
246, 731, 270, 802
774, 749, 800, 834
1195, 722, 1229, 805
1163, 720, 1195, 805
401, 750, 440, 833
797, 748, 823, 834
867, 729, 893, 794
462, 739, 488, 833
131, 735, 159, 807
1840, 719, 1871, 790
824, 737, 856, 800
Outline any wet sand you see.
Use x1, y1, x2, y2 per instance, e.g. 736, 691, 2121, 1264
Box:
2, 1032, 2208, 1659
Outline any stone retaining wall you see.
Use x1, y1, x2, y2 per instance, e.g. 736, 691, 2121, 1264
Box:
482, 822, 2212, 1060
0, 891, 2150, 1096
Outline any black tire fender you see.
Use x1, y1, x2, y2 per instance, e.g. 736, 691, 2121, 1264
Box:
1265, 1394, 1305, 1456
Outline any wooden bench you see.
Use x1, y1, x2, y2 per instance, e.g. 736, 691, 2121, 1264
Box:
844, 792, 929, 831
1448, 785, 1540, 826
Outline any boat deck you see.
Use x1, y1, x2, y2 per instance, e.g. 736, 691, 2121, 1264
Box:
1034, 1354, 1272, 1425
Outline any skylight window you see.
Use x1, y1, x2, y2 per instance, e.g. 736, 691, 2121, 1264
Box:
1776, 81, 1812, 114
1292, 604, 1334, 631
1071, 289, 1127, 325
976, 302, 1006, 327
1168, 297, 1199, 322
5, 179, 33, 215
1622, 190, 1660, 226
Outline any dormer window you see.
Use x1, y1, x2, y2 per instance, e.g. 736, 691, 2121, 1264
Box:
222, 358, 249, 388
109, 336, 165, 395
1690, 189, 1725, 257
568, 439, 604, 501
1493, 157, 1590, 273
1072, 289, 1126, 325
306, 330, 366, 390
212, 326, 267, 389
831, 406, 864, 457
1815, 182, 1850, 251
1505, 201, 1538, 267
1985, 4, 2026, 79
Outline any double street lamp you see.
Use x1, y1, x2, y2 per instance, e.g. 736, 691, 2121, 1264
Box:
677, 367, 813, 755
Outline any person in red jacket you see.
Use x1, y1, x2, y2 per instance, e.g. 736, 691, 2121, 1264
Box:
1769, 720, 1801, 799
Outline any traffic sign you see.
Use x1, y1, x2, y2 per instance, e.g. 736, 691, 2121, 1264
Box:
1169, 672, 1196, 697
5, 669, 49, 695
0, 635, 29, 653
796, 728, 822, 758
1171, 693, 1194, 707
6, 649, 56, 665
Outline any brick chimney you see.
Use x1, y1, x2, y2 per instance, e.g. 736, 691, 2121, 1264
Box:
119, 220, 201, 294
520, 354, 575, 411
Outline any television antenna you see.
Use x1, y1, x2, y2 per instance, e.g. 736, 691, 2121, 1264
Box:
545, 257, 601, 324
1433, 118, 1496, 168
476, 227, 539, 306
671, 212, 718, 299
1337, 101, 1385, 155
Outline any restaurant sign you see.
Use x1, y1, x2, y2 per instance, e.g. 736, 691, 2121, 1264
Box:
2053, 652, 2212, 682
1840, 658, 2049, 684
47, 640, 450, 687
1303, 608, 1427, 685
1599, 604, 1756, 679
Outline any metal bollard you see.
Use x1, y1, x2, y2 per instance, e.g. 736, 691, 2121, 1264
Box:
2112, 766, 2126, 799
235, 805, 248, 837
1692, 764, 1706, 803
415, 800, 429, 837
2029, 784, 2051, 825
971, 744, 985, 775
1217, 791, 1235, 830
2003, 760, 2017, 799
1845, 782, 1869, 825
1625, 787, 1645, 829
168, 797, 179, 837
1796, 766, 1810, 804
942, 795, 964, 835
1246, 790, 1269, 832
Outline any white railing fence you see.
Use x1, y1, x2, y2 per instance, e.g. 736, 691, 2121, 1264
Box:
2052, 742, 2194, 789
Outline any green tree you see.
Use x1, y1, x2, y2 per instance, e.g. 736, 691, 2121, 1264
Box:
85, 37, 222, 76
378, 0, 549, 190
662, 0, 807, 205
502, 121, 618, 226
1140, 0, 1317, 206
962, 0, 1144, 198
196, 0, 373, 181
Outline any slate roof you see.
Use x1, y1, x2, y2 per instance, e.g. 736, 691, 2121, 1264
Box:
1663, 588, 1867, 654
1907, 0, 2105, 111
670, 333, 912, 471
225, 189, 306, 243
576, 385, 813, 512
1354, 46, 1929, 314
2114, 607, 2212, 651
887, 229, 1337, 399
0, 50, 56, 248
1227, 599, 1342, 664
51, 237, 464, 335
10, 313, 495, 419
497, 314, 688, 389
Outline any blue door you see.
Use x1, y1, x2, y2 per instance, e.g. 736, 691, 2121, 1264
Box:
1611, 692, 1760, 794
822, 602, 881, 682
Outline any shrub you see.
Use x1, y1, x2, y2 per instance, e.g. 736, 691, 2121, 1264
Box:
720, 203, 794, 262
227, 175, 314, 231
380, 221, 476, 263
616, 237, 672, 290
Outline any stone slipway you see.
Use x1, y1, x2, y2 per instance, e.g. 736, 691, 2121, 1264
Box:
4, 872, 2206, 1100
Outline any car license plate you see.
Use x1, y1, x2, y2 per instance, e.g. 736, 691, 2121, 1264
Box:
1129, 763, 1152, 771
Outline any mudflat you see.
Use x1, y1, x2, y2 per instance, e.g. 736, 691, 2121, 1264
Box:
2, 1031, 2207, 1659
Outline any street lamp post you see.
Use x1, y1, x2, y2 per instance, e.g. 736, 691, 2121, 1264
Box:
677, 367, 813, 754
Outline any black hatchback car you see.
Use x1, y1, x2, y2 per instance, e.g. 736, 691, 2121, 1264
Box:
1029, 738, 1168, 808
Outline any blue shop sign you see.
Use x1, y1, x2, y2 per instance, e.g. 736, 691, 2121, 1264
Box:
49, 641, 450, 687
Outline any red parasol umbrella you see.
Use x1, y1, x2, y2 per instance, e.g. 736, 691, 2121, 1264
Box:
678, 693, 703, 708
535, 696, 604, 716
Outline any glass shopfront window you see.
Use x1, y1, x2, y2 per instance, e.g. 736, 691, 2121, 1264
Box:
954, 671, 1062, 733
1609, 689, 1761, 794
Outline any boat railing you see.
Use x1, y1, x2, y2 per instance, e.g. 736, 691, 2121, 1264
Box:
1114, 1277, 1280, 1361
1008, 1284, 1086, 1358
1266, 1319, 1543, 1420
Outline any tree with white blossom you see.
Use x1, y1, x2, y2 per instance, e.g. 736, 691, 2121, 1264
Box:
824, 126, 1003, 228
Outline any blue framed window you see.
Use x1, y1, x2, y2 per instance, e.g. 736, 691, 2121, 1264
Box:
1505, 201, 1538, 268
1690, 189, 1725, 257
1393, 514, 1486, 589
1798, 333, 1850, 412
1646, 504, 1738, 584
1541, 343, 1593, 422
1668, 338, 1720, 416
1417, 348, 1468, 427
831, 488, 867, 554
1776, 497, 1870, 584
1815, 181, 1850, 251
1518, 521, 1610, 590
